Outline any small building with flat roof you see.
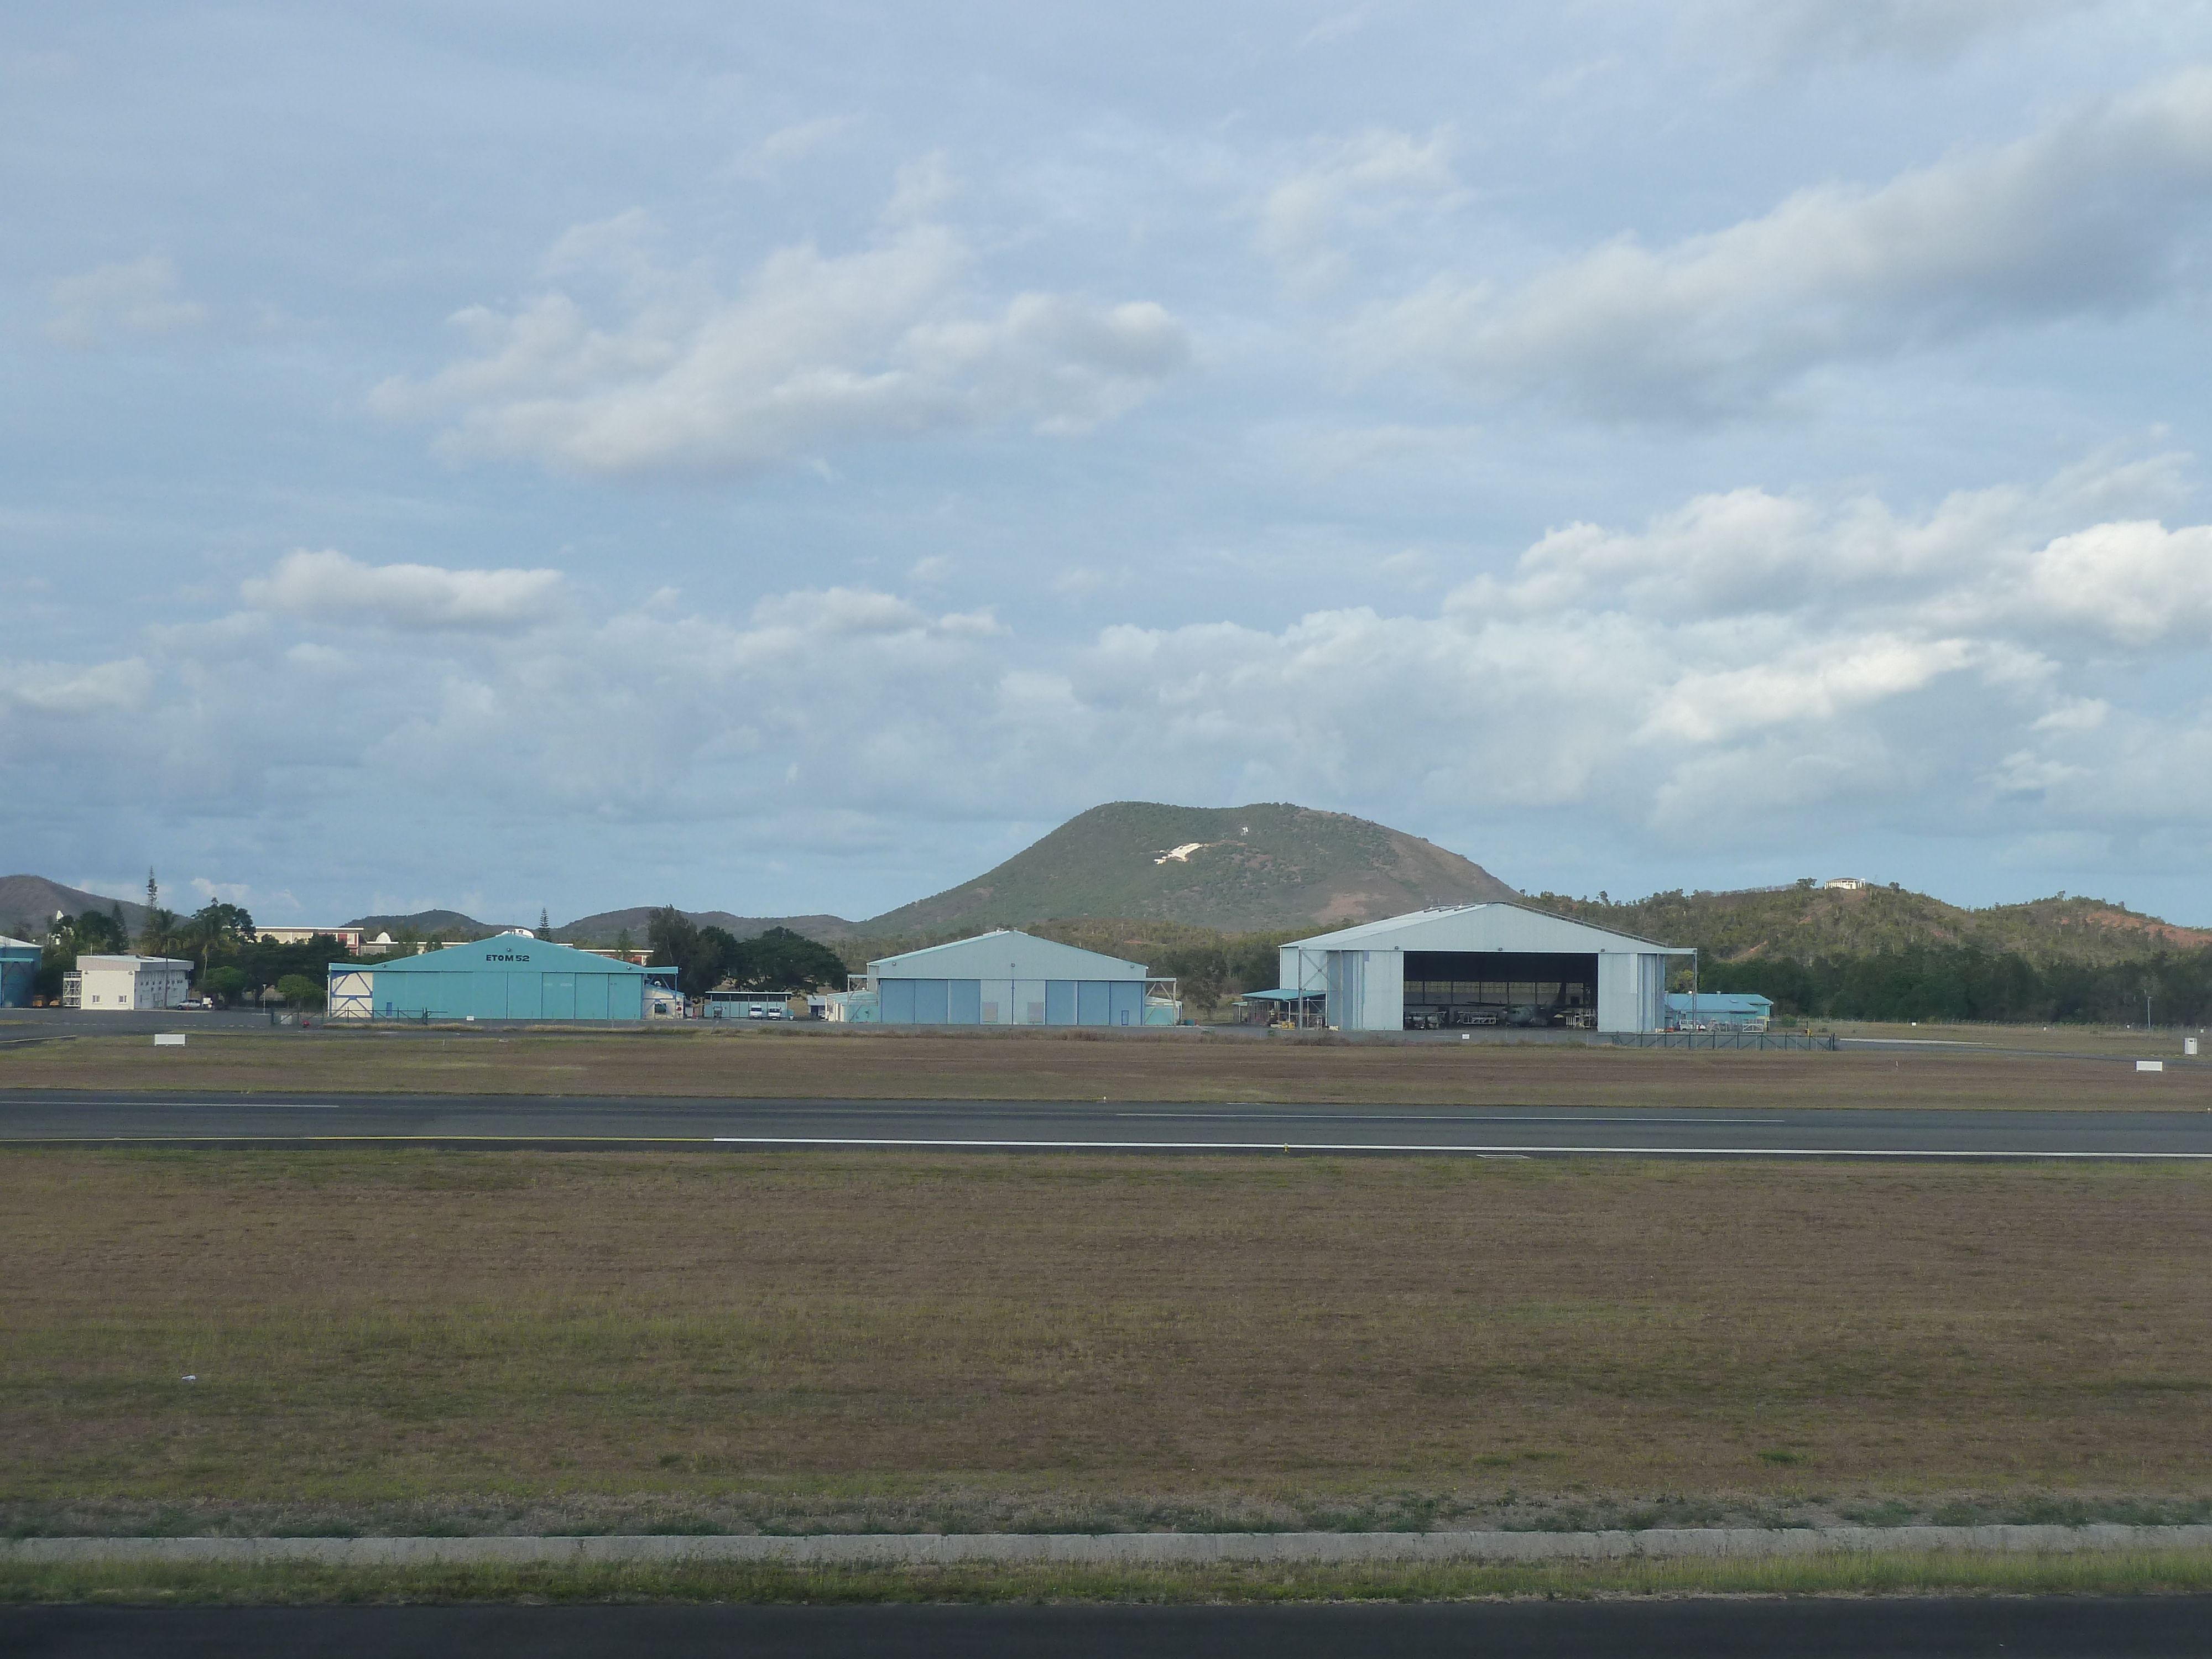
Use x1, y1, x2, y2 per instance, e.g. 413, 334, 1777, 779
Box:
1665, 992, 1772, 1031
65, 954, 192, 1011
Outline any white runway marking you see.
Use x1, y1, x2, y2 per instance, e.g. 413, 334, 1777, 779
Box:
1115, 1111, 1777, 1125
709, 1135, 2212, 1160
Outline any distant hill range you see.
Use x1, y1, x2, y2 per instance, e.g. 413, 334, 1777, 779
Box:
0, 874, 149, 940
24, 799, 2207, 969
346, 909, 518, 940
548, 908, 859, 946
1530, 883, 2212, 969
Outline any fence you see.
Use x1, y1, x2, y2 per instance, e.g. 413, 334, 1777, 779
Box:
1597, 1030, 1838, 1051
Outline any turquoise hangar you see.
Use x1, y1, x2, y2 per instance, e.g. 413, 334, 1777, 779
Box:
325, 934, 676, 1022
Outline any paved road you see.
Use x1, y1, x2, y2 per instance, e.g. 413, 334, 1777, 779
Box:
11, 1599, 2211, 1657
6, 1089, 2212, 1157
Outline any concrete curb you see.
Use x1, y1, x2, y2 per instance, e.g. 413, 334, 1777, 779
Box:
8, 1524, 2212, 1568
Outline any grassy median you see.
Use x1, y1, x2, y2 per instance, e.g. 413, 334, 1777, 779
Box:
4, 1148, 2211, 1538
2, 1023, 2205, 1110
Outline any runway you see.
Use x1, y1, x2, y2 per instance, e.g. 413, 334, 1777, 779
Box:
12, 1598, 2212, 1659
4, 1090, 2211, 1157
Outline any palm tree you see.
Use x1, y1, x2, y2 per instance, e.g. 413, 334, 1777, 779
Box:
184, 902, 255, 977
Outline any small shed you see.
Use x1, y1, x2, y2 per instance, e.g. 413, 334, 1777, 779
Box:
1665, 992, 1773, 1031
326, 933, 659, 1022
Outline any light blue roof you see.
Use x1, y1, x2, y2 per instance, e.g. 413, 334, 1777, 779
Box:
343, 935, 648, 974
1665, 992, 1773, 1013
869, 928, 1147, 980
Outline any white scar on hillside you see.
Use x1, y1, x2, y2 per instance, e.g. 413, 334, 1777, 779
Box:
1154, 840, 1241, 865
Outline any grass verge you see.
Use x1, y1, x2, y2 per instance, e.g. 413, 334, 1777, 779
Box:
8, 1149, 2212, 1502
4, 1025, 2204, 1110
8, 1550, 2212, 1604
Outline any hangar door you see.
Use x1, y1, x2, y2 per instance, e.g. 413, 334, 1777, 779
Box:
880, 977, 1142, 1025
1401, 951, 1598, 1029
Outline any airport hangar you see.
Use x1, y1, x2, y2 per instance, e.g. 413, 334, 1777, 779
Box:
325, 935, 675, 1022
1279, 902, 1692, 1034
843, 929, 1178, 1026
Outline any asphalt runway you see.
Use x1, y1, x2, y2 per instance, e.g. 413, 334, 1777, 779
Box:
11, 1599, 2211, 1657
5, 1089, 2211, 1157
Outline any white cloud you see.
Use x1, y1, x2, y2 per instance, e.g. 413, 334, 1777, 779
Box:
1637, 635, 1986, 743
45, 255, 208, 347
884, 152, 956, 222
1258, 127, 1460, 265
1358, 66, 2212, 418
371, 209, 1188, 475
726, 115, 855, 180
242, 549, 565, 632
2013, 521, 2212, 644
13, 457, 2212, 883
0, 656, 153, 716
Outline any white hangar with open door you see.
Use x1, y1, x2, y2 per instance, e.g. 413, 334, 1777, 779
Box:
1279, 904, 1692, 1034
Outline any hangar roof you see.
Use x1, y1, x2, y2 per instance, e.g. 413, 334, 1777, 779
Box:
1281, 902, 1689, 955
1666, 992, 1773, 1014
348, 935, 648, 974
870, 928, 1147, 981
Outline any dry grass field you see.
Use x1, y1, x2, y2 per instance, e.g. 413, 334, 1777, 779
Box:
2, 1025, 2205, 1111
5, 1148, 2210, 1535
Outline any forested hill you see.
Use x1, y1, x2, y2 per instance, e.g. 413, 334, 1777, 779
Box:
0, 874, 149, 940
859, 801, 1516, 935
1526, 882, 2211, 969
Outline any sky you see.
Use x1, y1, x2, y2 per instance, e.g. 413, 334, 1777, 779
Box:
6, 0, 2212, 928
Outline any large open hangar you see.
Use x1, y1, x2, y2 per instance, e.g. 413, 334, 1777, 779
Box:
849, 928, 1178, 1026
1280, 903, 1691, 1034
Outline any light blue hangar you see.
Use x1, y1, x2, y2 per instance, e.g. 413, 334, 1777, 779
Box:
324, 934, 672, 1022
838, 928, 1179, 1026
0, 935, 39, 1008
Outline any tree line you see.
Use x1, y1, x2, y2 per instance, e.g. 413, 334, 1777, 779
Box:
644, 907, 849, 997
28, 895, 340, 1007
1699, 943, 2212, 1026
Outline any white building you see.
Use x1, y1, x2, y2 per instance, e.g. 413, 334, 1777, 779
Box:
64, 953, 192, 1011
1279, 903, 1693, 1034
257, 926, 366, 948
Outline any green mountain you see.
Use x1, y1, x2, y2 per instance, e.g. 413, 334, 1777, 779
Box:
552, 907, 858, 945
0, 874, 149, 941
857, 801, 1517, 936
1527, 882, 2212, 969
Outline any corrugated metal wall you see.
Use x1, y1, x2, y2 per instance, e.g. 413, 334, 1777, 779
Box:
876, 977, 1146, 1026
368, 967, 643, 1021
